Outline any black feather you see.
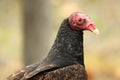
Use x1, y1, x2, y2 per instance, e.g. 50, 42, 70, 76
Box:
7, 18, 87, 80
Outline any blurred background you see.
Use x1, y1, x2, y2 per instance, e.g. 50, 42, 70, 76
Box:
0, 0, 120, 80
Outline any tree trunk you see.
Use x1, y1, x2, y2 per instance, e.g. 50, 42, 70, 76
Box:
23, 0, 52, 65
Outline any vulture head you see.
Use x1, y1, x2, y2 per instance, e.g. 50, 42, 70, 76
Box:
68, 12, 99, 35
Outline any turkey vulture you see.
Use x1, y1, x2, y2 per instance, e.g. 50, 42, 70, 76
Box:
7, 12, 99, 80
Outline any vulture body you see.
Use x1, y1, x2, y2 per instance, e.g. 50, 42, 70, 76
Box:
7, 12, 99, 80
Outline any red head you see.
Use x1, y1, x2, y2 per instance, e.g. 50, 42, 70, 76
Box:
68, 12, 99, 35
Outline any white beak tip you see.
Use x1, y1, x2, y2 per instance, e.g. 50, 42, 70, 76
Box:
92, 28, 99, 35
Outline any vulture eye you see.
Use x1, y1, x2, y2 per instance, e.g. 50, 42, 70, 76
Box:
78, 18, 82, 22
77, 18, 83, 25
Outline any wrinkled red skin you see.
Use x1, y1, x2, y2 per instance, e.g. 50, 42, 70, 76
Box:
68, 12, 96, 32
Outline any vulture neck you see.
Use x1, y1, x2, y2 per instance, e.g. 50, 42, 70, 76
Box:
49, 19, 84, 66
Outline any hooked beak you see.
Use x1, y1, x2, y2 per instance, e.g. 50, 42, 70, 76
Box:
86, 24, 99, 35
91, 28, 99, 35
